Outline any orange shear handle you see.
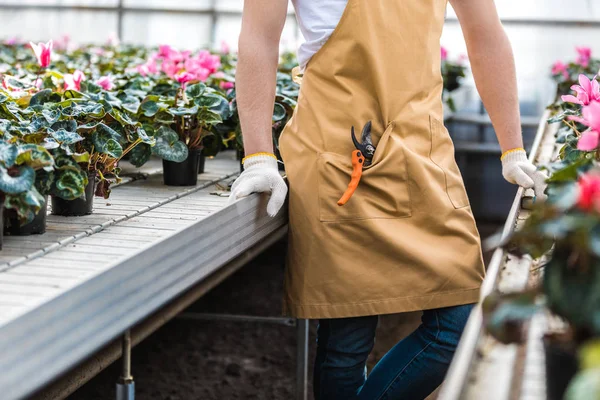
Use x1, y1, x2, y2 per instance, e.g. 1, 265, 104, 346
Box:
337, 150, 365, 206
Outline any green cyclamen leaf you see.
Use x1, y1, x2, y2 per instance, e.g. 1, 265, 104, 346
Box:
52, 168, 88, 200
132, 127, 155, 145
129, 142, 152, 167
185, 83, 206, 100
0, 141, 18, 167
42, 108, 61, 124
0, 164, 35, 194
34, 168, 54, 196
140, 99, 160, 117
273, 103, 287, 122
51, 128, 84, 145
16, 144, 54, 170
170, 105, 199, 116
30, 89, 61, 106
92, 124, 123, 158
81, 103, 105, 118
152, 126, 188, 162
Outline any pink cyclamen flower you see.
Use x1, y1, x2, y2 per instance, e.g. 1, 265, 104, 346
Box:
577, 47, 592, 68
561, 74, 600, 106
135, 64, 150, 77
441, 46, 448, 61
221, 40, 231, 54
158, 45, 177, 60
107, 32, 120, 47
162, 60, 181, 78
55, 34, 70, 51
64, 70, 85, 91
4, 37, 19, 45
220, 81, 234, 90
30, 40, 53, 68
569, 101, 600, 151
175, 72, 195, 86
194, 68, 211, 82
577, 173, 600, 212
197, 50, 221, 74
552, 61, 570, 80
96, 76, 114, 91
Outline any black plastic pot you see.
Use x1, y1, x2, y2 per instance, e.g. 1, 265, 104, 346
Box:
163, 150, 200, 186
197, 153, 206, 174
51, 172, 97, 216
544, 339, 579, 400
4, 195, 48, 235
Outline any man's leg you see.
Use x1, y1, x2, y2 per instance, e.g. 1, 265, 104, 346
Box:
313, 315, 379, 400
358, 304, 475, 400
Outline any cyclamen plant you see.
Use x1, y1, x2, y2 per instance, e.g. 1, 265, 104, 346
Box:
126, 45, 232, 163
551, 47, 599, 99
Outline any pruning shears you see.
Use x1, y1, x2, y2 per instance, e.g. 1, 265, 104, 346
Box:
337, 121, 375, 206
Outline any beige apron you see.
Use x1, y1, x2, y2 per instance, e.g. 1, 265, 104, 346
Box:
278, 0, 485, 319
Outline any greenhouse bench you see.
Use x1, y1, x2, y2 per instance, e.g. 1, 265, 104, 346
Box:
0, 152, 306, 400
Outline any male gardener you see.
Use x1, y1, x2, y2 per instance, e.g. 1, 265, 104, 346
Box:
228, 0, 547, 399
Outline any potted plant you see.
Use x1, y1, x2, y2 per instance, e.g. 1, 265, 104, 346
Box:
0, 140, 53, 240
129, 46, 230, 184
148, 81, 231, 186
441, 46, 468, 112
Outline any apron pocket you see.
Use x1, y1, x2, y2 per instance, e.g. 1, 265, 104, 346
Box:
317, 123, 412, 222
429, 116, 470, 209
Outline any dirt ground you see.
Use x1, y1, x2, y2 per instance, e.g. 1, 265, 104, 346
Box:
68, 224, 498, 400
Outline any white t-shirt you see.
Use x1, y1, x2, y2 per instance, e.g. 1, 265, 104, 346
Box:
291, 0, 348, 70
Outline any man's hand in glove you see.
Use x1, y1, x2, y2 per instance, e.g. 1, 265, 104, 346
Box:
501, 148, 548, 200
228, 153, 288, 217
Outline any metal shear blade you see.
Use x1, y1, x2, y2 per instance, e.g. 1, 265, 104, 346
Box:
351, 121, 375, 166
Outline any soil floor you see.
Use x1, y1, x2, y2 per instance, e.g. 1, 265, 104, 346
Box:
67, 224, 499, 400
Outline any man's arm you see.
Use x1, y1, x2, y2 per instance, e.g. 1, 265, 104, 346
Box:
237, 0, 288, 155
450, 0, 547, 197
227, 0, 289, 216
449, 0, 521, 153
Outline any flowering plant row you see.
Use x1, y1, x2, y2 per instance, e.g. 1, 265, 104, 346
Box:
485, 47, 600, 399
0, 38, 302, 224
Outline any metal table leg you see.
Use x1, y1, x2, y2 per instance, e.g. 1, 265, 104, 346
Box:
296, 319, 309, 400
116, 330, 135, 400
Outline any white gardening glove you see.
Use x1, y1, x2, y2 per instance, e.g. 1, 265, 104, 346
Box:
501, 148, 548, 200
228, 153, 288, 217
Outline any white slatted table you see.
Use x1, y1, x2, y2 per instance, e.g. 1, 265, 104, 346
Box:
0, 151, 289, 400
439, 113, 560, 400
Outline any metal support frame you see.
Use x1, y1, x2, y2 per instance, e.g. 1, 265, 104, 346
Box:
116, 330, 135, 400
30, 224, 289, 400
444, 16, 600, 27
296, 319, 309, 400
116, 0, 124, 42
177, 312, 310, 400
177, 312, 296, 326
0, 3, 298, 49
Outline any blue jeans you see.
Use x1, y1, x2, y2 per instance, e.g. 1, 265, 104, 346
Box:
313, 304, 474, 400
